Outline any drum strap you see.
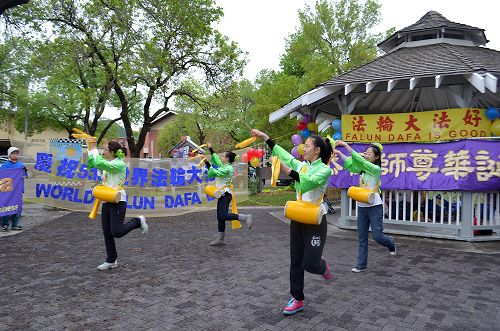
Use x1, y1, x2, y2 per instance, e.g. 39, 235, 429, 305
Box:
297, 166, 324, 206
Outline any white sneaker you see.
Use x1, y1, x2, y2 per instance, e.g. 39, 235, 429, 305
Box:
351, 267, 367, 273
97, 260, 118, 270
209, 239, 225, 246
245, 214, 253, 229
390, 243, 397, 256
139, 215, 148, 234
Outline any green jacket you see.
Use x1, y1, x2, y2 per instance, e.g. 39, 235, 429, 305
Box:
207, 152, 234, 192
87, 150, 127, 201
343, 150, 381, 192
272, 144, 331, 205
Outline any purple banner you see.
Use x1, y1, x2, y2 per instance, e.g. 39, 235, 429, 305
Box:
328, 140, 500, 191
0, 168, 24, 216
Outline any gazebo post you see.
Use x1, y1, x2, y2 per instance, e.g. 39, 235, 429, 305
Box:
339, 189, 349, 227
459, 191, 474, 240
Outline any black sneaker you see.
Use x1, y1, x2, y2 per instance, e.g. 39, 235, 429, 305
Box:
1, 226, 8, 232
389, 237, 396, 256
11, 226, 22, 231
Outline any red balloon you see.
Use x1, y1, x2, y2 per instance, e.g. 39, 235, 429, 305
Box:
247, 148, 256, 159
296, 121, 307, 130
256, 149, 265, 158
241, 153, 249, 163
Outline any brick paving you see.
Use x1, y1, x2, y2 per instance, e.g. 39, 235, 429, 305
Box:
0, 207, 499, 330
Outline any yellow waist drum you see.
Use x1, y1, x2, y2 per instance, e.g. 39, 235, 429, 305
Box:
92, 185, 121, 203
284, 200, 323, 225
347, 186, 376, 204
204, 185, 225, 199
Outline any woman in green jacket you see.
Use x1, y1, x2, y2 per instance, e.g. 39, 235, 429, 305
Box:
86, 139, 149, 271
334, 140, 396, 273
251, 129, 333, 316
204, 143, 252, 246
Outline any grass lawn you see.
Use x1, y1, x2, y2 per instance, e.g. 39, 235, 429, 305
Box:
238, 190, 295, 207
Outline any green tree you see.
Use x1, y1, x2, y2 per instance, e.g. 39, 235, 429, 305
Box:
6, 0, 245, 156
282, 0, 386, 81
157, 112, 197, 156
247, 0, 390, 143
157, 79, 256, 155
248, 70, 301, 149
26, 38, 120, 140
0, 38, 33, 130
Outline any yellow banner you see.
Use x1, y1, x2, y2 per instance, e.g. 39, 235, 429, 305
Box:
342, 108, 492, 143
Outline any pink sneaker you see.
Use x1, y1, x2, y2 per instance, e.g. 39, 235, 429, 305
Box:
282, 298, 303, 315
323, 263, 332, 280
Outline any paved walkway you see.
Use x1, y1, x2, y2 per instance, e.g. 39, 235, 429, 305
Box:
0, 206, 499, 330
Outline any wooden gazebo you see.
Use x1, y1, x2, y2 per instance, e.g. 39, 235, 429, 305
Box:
269, 11, 500, 241
269, 11, 500, 131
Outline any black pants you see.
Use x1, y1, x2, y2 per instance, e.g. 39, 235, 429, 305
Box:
101, 201, 140, 263
290, 215, 328, 301
216, 192, 239, 233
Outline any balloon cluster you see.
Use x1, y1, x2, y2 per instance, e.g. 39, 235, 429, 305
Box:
292, 114, 318, 159
241, 148, 265, 167
296, 114, 317, 139
331, 118, 342, 141
485, 107, 500, 136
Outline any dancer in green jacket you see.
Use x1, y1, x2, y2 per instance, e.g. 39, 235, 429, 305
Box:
251, 129, 333, 315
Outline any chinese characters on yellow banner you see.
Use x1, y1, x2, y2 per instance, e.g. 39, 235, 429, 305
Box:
342, 108, 491, 142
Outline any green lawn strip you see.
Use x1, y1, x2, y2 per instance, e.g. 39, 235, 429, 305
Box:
238, 191, 295, 206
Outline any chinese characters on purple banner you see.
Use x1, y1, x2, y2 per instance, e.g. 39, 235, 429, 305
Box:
329, 140, 500, 191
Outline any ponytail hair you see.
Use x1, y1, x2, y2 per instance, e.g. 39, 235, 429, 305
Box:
309, 135, 333, 165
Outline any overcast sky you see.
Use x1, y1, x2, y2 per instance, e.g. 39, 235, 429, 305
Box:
215, 0, 500, 80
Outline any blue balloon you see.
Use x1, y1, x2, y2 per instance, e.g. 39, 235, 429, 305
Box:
333, 131, 342, 140
331, 119, 341, 131
301, 128, 311, 138
485, 107, 499, 120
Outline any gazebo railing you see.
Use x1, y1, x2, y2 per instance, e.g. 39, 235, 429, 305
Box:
338, 189, 500, 241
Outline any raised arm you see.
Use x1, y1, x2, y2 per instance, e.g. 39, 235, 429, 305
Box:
251, 129, 304, 172
335, 140, 380, 175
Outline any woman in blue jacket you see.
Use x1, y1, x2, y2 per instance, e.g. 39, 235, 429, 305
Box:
1, 147, 26, 231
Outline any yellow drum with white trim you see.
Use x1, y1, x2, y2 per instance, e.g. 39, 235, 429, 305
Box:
204, 185, 224, 198
92, 185, 121, 203
284, 200, 322, 225
347, 186, 375, 204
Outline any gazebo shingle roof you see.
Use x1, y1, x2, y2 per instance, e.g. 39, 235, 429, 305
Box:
378, 11, 488, 53
320, 43, 500, 86
269, 11, 500, 125
398, 11, 483, 34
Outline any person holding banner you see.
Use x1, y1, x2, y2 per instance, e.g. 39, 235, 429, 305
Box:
1, 147, 26, 232
86, 139, 149, 271
334, 140, 396, 273
204, 143, 253, 246
251, 129, 333, 316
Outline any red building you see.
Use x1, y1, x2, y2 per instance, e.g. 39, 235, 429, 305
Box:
110, 111, 176, 158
